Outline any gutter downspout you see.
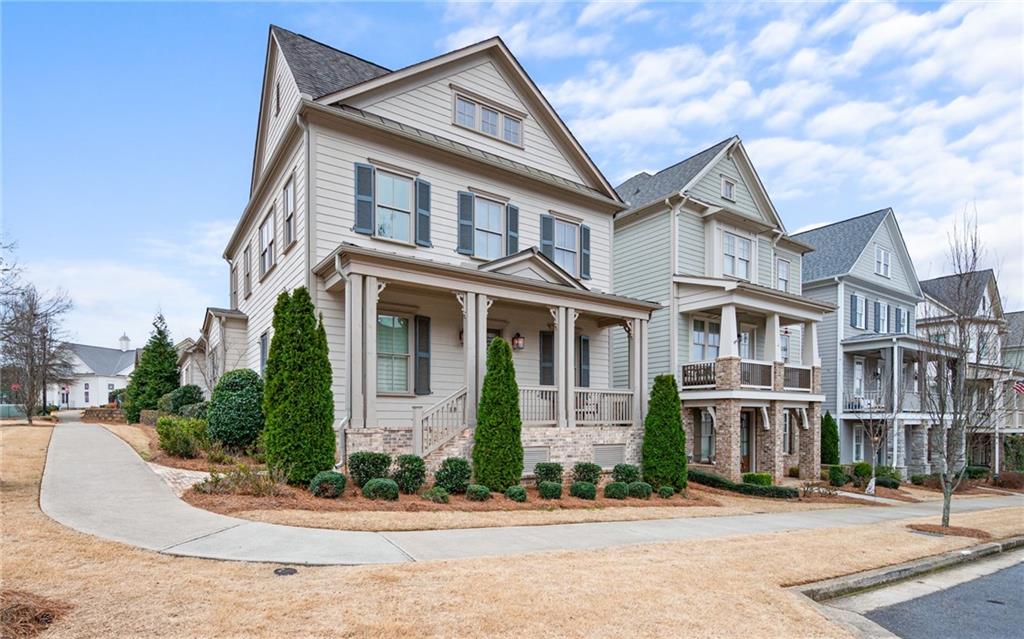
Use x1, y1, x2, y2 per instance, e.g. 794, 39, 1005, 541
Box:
668, 191, 688, 380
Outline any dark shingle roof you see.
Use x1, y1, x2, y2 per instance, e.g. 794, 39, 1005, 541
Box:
68, 343, 139, 376
1004, 311, 1024, 349
792, 208, 891, 282
615, 137, 735, 213
271, 25, 390, 99
919, 270, 993, 316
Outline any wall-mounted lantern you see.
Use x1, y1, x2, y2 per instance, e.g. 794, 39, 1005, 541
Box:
511, 333, 526, 351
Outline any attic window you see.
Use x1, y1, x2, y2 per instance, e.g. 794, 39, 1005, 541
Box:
453, 92, 523, 147
275, 82, 281, 116
721, 177, 736, 201
874, 246, 891, 278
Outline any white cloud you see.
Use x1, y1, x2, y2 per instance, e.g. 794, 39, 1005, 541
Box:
577, 1, 653, 27
805, 100, 898, 138
750, 20, 802, 58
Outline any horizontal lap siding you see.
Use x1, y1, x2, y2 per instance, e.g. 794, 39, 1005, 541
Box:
776, 246, 803, 295
805, 284, 838, 412
677, 210, 705, 275
850, 216, 917, 297
690, 156, 768, 224
260, 47, 301, 176
317, 281, 347, 428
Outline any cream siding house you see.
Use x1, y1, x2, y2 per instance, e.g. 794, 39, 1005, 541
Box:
612, 137, 834, 483
200, 26, 657, 470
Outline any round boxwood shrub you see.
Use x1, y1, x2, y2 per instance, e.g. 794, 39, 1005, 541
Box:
604, 481, 628, 500
569, 481, 596, 500
742, 472, 773, 487
572, 462, 602, 485
612, 463, 639, 484
658, 485, 675, 499
421, 486, 449, 504
534, 462, 563, 485
628, 481, 653, 499
466, 484, 492, 501
504, 485, 527, 502
538, 480, 562, 499
348, 452, 391, 488
206, 369, 265, 449
434, 457, 472, 494
392, 454, 426, 494
309, 471, 347, 498
828, 465, 849, 487
362, 477, 399, 500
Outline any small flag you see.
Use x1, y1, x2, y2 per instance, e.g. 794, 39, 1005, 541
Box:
1015, 380, 1024, 394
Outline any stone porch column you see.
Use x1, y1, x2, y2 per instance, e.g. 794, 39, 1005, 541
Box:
799, 403, 822, 479
758, 401, 784, 482
346, 273, 365, 429
908, 424, 930, 476
714, 399, 741, 481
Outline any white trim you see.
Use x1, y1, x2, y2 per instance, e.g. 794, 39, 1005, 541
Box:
721, 175, 736, 202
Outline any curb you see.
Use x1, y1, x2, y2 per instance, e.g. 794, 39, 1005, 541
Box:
797, 534, 1024, 602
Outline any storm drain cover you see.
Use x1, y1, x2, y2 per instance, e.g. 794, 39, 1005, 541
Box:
274, 567, 298, 576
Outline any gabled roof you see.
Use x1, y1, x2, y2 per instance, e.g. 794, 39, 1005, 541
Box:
201, 307, 248, 336
919, 270, 996, 318
271, 25, 390, 98
67, 343, 139, 377
792, 208, 891, 282
615, 137, 735, 212
477, 247, 587, 290
1004, 311, 1024, 349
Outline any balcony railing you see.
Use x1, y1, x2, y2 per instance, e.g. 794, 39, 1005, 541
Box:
680, 361, 717, 388
740, 359, 772, 389
519, 385, 558, 426
574, 389, 633, 426
783, 365, 812, 391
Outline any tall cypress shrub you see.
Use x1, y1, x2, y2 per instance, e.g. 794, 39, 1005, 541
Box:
821, 411, 840, 465
641, 374, 687, 491
262, 287, 335, 484
472, 338, 523, 491
124, 314, 179, 423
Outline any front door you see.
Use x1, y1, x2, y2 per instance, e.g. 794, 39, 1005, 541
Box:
853, 357, 865, 396
740, 411, 752, 472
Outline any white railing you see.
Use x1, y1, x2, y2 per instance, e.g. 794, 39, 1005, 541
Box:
843, 388, 887, 412
574, 389, 634, 426
412, 387, 467, 456
680, 361, 716, 388
740, 359, 773, 389
783, 365, 811, 391
520, 385, 558, 426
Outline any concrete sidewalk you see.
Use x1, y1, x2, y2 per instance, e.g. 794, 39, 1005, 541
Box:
40, 421, 1024, 566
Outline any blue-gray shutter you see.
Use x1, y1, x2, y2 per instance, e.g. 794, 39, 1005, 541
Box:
874, 301, 881, 332
457, 191, 474, 255
850, 294, 858, 328
414, 315, 431, 395
580, 224, 591, 280
354, 163, 375, 235
539, 330, 554, 386
887, 306, 894, 334
578, 335, 590, 387
506, 204, 519, 255
539, 214, 554, 260
415, 179, 431, 247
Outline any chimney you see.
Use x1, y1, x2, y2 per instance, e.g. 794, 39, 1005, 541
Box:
119, 333, 131, 352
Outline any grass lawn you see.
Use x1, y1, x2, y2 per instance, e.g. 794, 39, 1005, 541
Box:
3, 424, 1023, 638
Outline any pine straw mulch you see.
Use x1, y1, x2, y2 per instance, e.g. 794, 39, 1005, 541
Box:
695, 483, 868, 506
101, 422, 262, 473
0, 589, 72, 639
907, 523, 993, 540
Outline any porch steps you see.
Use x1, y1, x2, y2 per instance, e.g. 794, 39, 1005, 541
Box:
423, 426, 473, 468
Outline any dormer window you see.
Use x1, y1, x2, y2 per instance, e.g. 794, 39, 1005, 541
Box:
453, 92, 523, 146
875, 246, 891, 277
721, 177, 736, 201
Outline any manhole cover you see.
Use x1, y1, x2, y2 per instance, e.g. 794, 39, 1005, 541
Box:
274, 567, 298, 576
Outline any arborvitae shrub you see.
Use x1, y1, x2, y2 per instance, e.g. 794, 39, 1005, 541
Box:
471, 339, 523, 492
538, 481, 562, 499
393, 455, 426, 494
534, 462, 563, 485
348, 452, 391, 487
569, 481, 596, 500
572, 462, 602, 485
309, 471, 346, 498
434, 457, 471, 494
641, 375, 687, 491
207, 369, 264, 449
124, 314, 180, 423
821, 411, 840, 465
612, 463, 639, 484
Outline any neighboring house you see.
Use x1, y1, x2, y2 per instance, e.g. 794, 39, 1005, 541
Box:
197, 26, 657, 469
612, 137, 834, 483
793, 208, 957, 477
1004, 310, 1024, 372
48, 335, 138, 408
918, 270, 1024, 470
176, 337, 209, 395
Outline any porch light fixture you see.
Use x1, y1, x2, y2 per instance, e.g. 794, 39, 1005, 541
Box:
512, 333, 525, 350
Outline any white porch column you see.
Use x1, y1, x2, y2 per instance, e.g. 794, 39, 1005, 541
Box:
892, 343, 901, 411
720, 304, 738, 358
347, 274, 365, 429
802, 320, 820, 366
640, 318, 649, 417
476, 294, 490, 396
630, 318, 643, 424
565, 308, 578, 427
764, 313, 781, 362
364, 276, 382, 429
461, 292, 478, 427
553, 306, 567, 428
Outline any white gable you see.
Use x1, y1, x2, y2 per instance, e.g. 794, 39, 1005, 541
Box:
850, 213, 921, 298
253, 38, 302, 188
690, 153, 771, 225
478, 250, 585, 290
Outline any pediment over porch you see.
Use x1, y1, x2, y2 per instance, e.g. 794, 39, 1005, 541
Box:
477, 247, 586, 290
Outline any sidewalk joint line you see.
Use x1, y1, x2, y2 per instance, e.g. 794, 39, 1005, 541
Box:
159, 523, 245, 552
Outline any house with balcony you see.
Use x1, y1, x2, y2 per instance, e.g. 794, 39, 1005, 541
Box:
612, 137, 834, 483
918, 270, 1024, 471
195, 26, 658, 471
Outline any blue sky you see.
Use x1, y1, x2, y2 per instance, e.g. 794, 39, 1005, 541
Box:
3, 1, 1022, 347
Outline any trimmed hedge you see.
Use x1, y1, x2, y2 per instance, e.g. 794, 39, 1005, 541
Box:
572, 462, 602, 485
207, 369, 265, 450
472, 338, 523, 491
504, 485, 527, 502
612, 463, 640, 484
604, 482, 628, 500
421, 486, 449, 504
828, 465, 849, 487
538, 481, 562, 499
393, 454, 426, 494
362, 478, 399, 500
155, 416, 208, 458
309, 471, 346, 498
534, 462, 563, 485
434, 457, 472, 494
349, 452, 391, 488
628, 481, 653, 499
688, 469, 798, 499
658, 485, 675, 499
466, 484, 492, 501
569, 481, 596, 500
742, 472, 773, 487
875, 477, 900, 489
910, 474, 926, 486
852, 462, 872, 479
963, 466, 990, 480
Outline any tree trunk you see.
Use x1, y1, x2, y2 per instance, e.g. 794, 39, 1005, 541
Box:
941, 480, 952, 527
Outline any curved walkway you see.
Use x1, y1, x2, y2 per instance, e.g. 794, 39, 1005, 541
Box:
41, 421, 1024, 566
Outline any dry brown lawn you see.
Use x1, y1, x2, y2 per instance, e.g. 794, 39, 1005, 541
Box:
3, 425, 1023, 638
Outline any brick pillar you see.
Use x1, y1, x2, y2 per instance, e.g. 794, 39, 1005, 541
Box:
682, 405, 697, 459
716, 357, 740, 390
812, 366, 822, 394
908, 424, 930, 476
757, 401, 784, 482
714, 399, 741, 481
772, 362, 785, 392
799, 402, 822, 479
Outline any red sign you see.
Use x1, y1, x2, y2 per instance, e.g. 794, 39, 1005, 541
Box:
10, 383, 21, 392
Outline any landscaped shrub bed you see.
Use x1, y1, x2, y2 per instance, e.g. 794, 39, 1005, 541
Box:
349, 452, 391, 488
155, 416, 208, 459
742, 472, 772, 487
534, 462, 563, 485
538, 481, 562, 499
466, 484, 492, 501
569, 481, 596, 500
422, 486, 449, 503
194, 463, 287, 497
207, 369, 265, 450
612, 464, 639, 484
828, 465, 849, 487
504, 485, 527, 502
628, 481, 653, 499
572, 462, 602, 485
964, 466, 990, 480
994, 471, 1024, 490
362, 478, 399, 500
309, 471, 346, 498
688, 469, 798, 499
604, 482, 628, 500
434, 457, 471, 494
392, 455, 426, 494
874, 477, 900, 489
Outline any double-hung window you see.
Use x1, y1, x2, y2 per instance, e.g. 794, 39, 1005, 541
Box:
243, 244, 252, 297
853, 426, 865, 461
480, 106, 499, 136
283, 178, 295, 247
503, 116, 522, 145
877, 301, 889, 333
776, 259, 790, 291
377, 315, 411, 393
875, 246, 891, 277
259, 213, 275, 277
553, 218, 579, 276
375, 171, 413, 242
474, 198, 504, 260
852, 294, 866, 329
723, 232, 751, 280
721, 177, 736, 201
691, 319, 721, 361
700, 410, 715, 462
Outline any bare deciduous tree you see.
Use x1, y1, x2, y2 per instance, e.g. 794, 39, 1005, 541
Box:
854, 370, 902, 494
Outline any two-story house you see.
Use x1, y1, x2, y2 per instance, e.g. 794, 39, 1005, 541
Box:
200, 26, 658, 470
612, 137, 834, 483
1004, 311, 1024, 372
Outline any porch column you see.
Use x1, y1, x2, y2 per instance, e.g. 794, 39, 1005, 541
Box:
714, 399, 741, 481
565, 308, 578, 428
347, 274, 365, 429
640, 318, 649, 417
364, 276, 382, 429
908, 424, 930, 476
798, 402, 822, 479
630, 318, 644, 425
553, 307, 567, 428
802, 320, 820, 366
476, 294, 490, 396
461, 292, 478, 427
764, 313, 780, 362
720, 304, 738, 358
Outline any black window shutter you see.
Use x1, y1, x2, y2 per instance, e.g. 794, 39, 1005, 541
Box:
415, 179, 431, 247
539, 214, 554, 259
539, 330, 554, 386
414, 315, 431, 395
874, 301, 881, 332
457, 191, 475, 255
506, 204, 519, 255
580, 225, 591, 280
850, 294, 857, 328
578, 335, 590, 387
354, 163, 375, 235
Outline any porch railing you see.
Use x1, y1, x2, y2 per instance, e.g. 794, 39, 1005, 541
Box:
412, 386, 467, 456
783, 365, 811, 391
740, 359, 772, 389
574, 389, 633, 426
680, 361, 716, 388
520, 385, 558, 426
843, 389, 887, 412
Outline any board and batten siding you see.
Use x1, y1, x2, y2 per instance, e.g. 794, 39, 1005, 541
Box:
689, 155, 769, 225
258, 43, 302, 177
804, 283, 839, 413
310, 124, 613, 292
354, 58, 586, 185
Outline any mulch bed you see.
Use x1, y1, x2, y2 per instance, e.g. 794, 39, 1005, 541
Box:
871, 486, 920, 503
907, 523, 992, 540
184, 483, 721, 515
134, 424, 264, 473
0, 589, 71, 639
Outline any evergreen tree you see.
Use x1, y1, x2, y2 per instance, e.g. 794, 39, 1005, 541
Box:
262, 287, 335, 484
124, 314, 179, 423
641, 374, 687, 491
821, 411, 840, 465
472, 338, 523, 491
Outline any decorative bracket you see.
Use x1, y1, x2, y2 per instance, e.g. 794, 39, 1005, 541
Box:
455, 292, 467, 316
